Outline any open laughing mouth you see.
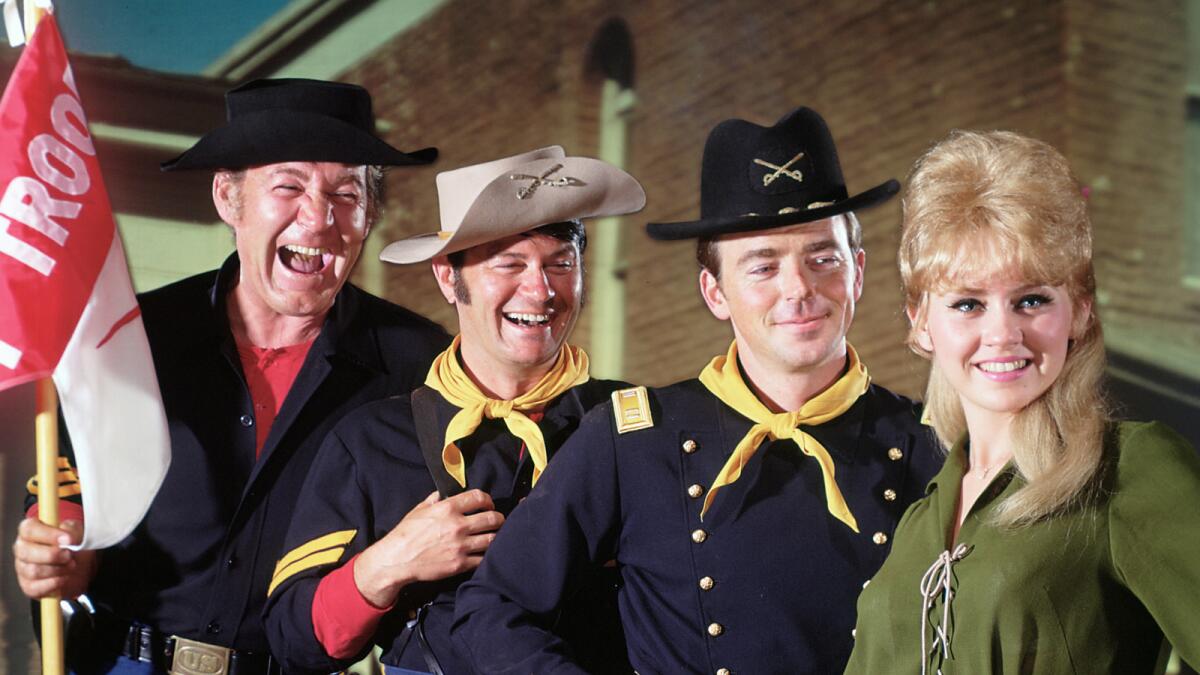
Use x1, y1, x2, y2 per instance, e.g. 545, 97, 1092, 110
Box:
279, 244, 331, 274
503, 312, 551, 328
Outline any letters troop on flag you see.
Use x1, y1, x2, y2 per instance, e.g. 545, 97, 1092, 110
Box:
0, 12, 170, 549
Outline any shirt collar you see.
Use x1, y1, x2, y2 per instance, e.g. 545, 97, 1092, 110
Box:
204, 253, 383, 374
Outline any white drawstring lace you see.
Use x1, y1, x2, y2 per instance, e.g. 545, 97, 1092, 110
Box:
918, 543, 972, 675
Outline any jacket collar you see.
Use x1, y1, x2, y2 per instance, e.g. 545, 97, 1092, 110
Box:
926, 435, 1020, 544
924, 436, 1019, 497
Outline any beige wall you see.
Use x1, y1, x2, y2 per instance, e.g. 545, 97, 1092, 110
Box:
120, 215, 233, 293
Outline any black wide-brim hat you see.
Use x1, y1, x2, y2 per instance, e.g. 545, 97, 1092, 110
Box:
161, 78, 437, 171
646, 107, 897, 240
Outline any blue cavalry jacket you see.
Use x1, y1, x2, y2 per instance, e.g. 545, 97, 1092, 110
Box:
453, 378, 942, 675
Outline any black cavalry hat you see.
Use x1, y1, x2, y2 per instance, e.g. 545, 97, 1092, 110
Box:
646, 107, 898, 240
161, 78, 437, 171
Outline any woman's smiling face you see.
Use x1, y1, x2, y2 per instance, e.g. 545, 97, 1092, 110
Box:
913, 269, 1084, 421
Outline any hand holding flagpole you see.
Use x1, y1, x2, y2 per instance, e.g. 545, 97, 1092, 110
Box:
2, 0, 171, 671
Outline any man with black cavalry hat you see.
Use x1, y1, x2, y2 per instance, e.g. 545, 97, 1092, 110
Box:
263, 146, 645, 675
453, 108, 943, 674
12, 78, 448, 674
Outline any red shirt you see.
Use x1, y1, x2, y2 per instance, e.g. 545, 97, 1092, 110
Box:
26, 340, 314, 526
236, 340, 314, 457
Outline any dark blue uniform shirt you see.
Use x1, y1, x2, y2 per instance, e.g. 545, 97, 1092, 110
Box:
453, 378, 942, 674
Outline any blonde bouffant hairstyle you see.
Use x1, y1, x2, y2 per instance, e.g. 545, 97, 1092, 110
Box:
900, 130, 1110, 528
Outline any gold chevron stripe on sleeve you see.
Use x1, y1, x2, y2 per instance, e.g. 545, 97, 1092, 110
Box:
273, 529, 357, 575
268, 529, 357, 596
268, 548, 349, 596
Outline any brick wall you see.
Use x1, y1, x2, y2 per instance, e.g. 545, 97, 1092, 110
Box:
344, 0, 1194, 399
1063, 0, 1200, 376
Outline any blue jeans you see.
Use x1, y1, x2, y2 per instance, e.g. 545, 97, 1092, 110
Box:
383, 667, 432, 675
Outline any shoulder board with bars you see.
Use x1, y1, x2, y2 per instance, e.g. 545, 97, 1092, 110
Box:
612, 386, 653, 434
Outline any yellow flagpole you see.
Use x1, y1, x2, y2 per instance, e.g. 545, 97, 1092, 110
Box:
24, 2, 66, 673
35, 379, 64, 675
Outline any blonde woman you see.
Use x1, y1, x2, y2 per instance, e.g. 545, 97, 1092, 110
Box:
844, 130, 1200, 675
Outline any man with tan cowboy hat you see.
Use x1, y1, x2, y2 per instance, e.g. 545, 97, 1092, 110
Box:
453, 108, 943, 674
263, 146, 644, 675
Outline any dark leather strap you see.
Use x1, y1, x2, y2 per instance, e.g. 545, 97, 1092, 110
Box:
412, 603, 445, 675
396, 603, 444, 675
411, 387, 464, 499
118, 623, 280, 675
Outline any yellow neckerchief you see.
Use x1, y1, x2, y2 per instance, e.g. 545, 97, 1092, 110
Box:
424, 336, 590, 488
698, 340, 870, 531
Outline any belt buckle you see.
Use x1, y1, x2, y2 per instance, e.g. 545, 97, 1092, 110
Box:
169, 636, 232, 675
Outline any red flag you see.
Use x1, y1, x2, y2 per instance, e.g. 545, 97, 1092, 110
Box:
0, 13, 169, 549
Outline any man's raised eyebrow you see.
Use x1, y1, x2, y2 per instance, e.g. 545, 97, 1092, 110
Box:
735, 248, 779, 267
269, 167, 309, 180
494, 245, 576, 261
332, 171, 366, 190
804, 239, 840, 253
546, 243, 577, 259
267, 166, 364, 190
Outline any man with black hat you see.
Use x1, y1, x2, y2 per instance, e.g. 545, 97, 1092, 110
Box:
12, 78, 448, 674
452, 108, 943, 674
263, 146, 644, 675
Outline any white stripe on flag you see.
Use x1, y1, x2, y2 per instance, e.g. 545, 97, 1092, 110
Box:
0, 338, 21, 369
53, 236, 169, 550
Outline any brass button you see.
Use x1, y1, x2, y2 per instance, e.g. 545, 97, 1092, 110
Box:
692, 529, 708, 544
717, 669, 731, 675
707, 622, 724, 637
888, 447, 903, 461
883, 488, 897, 501
682, 439, 698, 453
872, 531, 888, 545
687, 484, 704, 499
699, 576, 715, 591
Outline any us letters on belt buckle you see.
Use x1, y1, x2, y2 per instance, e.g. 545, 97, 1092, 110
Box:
169, 636, 232, 675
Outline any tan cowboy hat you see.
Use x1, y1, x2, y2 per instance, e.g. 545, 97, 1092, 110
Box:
380, 146, 646, 264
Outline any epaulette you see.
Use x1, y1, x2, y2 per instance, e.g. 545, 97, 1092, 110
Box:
611, 386, 653, 434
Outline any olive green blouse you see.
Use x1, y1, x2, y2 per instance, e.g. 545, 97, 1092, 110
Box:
845, 421, 1200, 675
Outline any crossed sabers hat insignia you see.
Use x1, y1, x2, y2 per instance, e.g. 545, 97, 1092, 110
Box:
753, 151, 805, 186
509, 163, 585, 200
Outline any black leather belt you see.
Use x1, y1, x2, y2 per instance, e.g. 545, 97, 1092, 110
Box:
121, 623, 281, 675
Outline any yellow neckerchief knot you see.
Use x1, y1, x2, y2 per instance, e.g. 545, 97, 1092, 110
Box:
424, 336, 590, 488
697, 340, 870, 531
